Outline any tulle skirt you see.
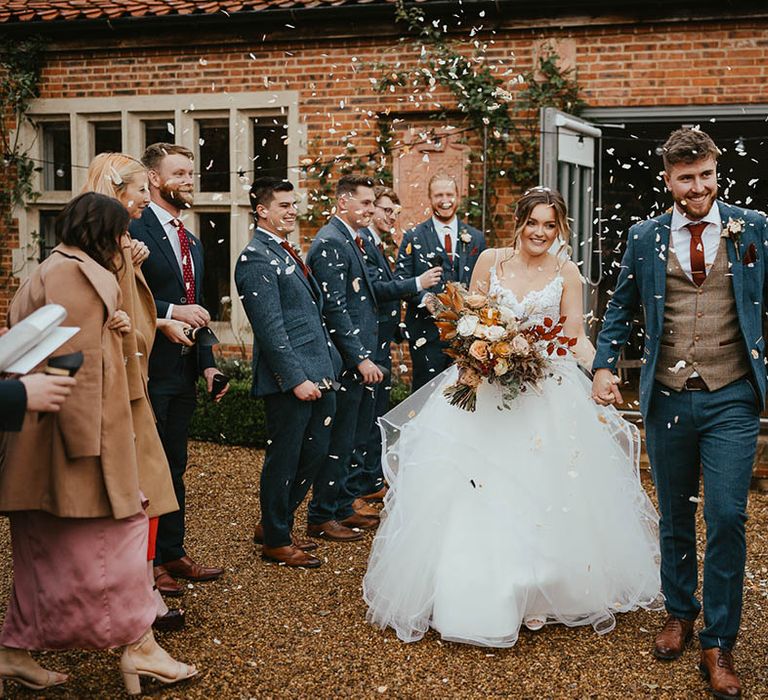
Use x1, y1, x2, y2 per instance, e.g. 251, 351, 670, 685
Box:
363, 361, 662, 647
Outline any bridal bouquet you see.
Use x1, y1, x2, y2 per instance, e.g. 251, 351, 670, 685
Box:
430, 282, 576, 411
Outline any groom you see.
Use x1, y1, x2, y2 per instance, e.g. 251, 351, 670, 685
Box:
592, 128, 766, 699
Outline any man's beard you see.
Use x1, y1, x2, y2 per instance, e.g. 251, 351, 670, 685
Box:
159, 183, 194, 210
676, 187, 717, 219
433, 203, 457, 222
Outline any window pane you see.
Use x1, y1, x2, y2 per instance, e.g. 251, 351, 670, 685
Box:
143, 119, 175, 149
198, 119, 230, 192
252, 115, 288, 179
42, 122, 71, 191
92, 121, 122, 156
39, 210, 61, 261
197, 212, 231, 321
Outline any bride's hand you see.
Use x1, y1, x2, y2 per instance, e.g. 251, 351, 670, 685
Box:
591, 369, 623, 405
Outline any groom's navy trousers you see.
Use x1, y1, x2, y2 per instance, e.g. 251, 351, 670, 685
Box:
645, 378, 759, 650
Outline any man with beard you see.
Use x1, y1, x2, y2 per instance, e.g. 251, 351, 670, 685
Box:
593, 127, 767, 699
130, 143, 228, 596
396, 174, 485, 390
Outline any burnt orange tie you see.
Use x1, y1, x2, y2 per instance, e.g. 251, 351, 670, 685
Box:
443, 232, 453, 258
687, 222, 707, 286
280, 240, 309, 278
355, 236, 366, 255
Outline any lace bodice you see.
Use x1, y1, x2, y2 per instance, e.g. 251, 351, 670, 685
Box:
489, 264, 564, 325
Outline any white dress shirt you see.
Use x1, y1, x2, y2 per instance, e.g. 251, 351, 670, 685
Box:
258, 226, 288, 247
433, 216, 458, 257
670, 201, 722, 282
149, 201, 196, 319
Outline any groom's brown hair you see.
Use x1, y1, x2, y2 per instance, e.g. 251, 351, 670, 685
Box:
661, 128, 720, 172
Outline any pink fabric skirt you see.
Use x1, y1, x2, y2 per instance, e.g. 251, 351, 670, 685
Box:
1, 510, 155, 650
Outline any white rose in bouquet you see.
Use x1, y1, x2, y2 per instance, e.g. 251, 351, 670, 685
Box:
477, 324, 506, 342
457, 314, 479, 337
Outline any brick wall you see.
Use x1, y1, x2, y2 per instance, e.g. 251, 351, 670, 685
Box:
2, 12, 767, 331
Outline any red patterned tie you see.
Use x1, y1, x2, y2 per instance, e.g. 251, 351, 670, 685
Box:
443, 231, 453, 258
171, 218, 195, 302
355, 236, 367, 255
280, 240, 309, 278
687, 222, 707, 286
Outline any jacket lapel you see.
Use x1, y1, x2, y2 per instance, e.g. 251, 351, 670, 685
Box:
143, 208, 185, 289
257, 229, 317, 299
332, 217, 376, 300
652, 215, 672, 330
719, 202, 744, 309
53, 245, 119, 316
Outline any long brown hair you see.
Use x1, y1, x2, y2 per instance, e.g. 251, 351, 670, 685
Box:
55, 193, 129, 274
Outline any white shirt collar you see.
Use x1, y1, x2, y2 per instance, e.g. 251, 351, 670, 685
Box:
671, 201, 721, 233
432, 216, 458, 237
335, 215, 360, 239
367, 227, 383, 246
257, 226, 288, 246
148, 200, 184, 229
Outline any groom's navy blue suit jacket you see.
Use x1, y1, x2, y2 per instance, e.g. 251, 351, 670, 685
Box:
593, 200, 768, 417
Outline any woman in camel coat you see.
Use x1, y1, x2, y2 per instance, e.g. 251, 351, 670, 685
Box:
0, 193, 197, 696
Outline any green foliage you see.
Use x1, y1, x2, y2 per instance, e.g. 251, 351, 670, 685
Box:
190, 378, 268, 447
373, 2, 584, 234
0, 36, 44, 287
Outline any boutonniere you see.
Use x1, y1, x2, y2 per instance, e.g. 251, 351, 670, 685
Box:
722, 217, 745, 260
459, 230, 472, 245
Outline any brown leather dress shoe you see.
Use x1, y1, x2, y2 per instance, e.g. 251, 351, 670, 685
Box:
252, 524, 318, 552
261, 544, 321, 568
352, 498, 381, 518
153, 565, 184, 597
307, 520, 364, 542
163, 555, 224, 582
339, 512, 379, 530
653, 615, 695, 660
152, 608, 186, 633
699, 648, 741, 698
360, 486, 388, 502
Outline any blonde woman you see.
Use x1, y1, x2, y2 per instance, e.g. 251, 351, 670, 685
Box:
364, 187, 662, 647
83, 153, 190, 632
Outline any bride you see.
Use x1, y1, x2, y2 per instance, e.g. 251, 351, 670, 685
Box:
363, 187, 662, 647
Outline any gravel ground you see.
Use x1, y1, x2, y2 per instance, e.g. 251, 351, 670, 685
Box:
2, 441, 768, 699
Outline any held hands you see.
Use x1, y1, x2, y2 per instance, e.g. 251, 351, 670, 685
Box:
20, 374, 76, 412
293, 379, 322, 401
591, 368, 624, 406
107, 310, 131, 334
418, 267, 442, 291
357, 358, 384, 385
157, 318, 194, 346
172, 304, 210, 328
204, 367, 229, 403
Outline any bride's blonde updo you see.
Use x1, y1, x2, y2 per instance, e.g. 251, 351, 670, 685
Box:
504, 187, 572, 269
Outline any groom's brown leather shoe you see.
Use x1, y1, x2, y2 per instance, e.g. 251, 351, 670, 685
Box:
699, 648, 741, 698
653, 615, 695, 660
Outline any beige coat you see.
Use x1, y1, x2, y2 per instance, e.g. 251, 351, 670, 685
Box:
118, 237, 178, 518
0, 245, 144, 520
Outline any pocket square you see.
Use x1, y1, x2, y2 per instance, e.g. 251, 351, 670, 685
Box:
743, 242, 758, 265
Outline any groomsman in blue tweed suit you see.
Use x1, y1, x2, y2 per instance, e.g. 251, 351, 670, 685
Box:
396, 174, 486, 389
235, 178, 341, 568
593, 128, 767, 699
306, 175, 384, 541
350, 186, 442, 506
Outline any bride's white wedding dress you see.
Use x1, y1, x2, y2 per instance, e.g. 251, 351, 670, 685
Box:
363, 265, 662, 647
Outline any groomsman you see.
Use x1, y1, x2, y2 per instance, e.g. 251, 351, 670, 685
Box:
235, 178, 341, 568
349, 187, 441, 506
396, 174, 485, 389
130, 143, 228, 595
593, 128, 767, 699
306, 175, 384, 541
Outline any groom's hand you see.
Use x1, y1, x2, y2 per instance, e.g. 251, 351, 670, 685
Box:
592, 369, 623, 405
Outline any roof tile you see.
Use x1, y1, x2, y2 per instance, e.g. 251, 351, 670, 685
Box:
0, 0, 395, 23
